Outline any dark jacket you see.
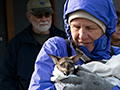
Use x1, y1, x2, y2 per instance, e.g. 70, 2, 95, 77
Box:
0, 24, 67, 90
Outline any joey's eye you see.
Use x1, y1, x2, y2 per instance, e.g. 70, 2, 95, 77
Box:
69, 62, 74, 66
60, 63, 63, 66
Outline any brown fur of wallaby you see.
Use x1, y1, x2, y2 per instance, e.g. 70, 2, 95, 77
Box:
48, 54, 82, 75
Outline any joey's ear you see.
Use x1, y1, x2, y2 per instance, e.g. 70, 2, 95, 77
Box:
48, 54, 61, 64
71, 53, 83, 64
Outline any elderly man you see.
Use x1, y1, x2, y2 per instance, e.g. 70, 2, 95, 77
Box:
0, 0, 67, 90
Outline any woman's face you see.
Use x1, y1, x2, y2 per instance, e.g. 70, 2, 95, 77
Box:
70, 18, 104, 52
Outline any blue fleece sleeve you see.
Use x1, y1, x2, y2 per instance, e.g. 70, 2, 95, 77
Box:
112, 86, 120, 90
28, 37, 68, 90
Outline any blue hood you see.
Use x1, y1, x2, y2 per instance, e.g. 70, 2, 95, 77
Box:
64, 0, 117, 60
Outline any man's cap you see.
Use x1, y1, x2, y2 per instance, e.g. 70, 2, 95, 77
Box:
27, 0, 54, 14
68, 10, 106, 33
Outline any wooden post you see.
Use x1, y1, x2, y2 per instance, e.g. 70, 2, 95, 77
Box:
5, 0, 15, 43
50, 0, 56, 26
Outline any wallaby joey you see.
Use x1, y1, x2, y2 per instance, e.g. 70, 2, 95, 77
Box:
48, 53, 82, 75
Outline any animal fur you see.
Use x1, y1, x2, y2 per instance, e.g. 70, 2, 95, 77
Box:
48, 53, 82, 75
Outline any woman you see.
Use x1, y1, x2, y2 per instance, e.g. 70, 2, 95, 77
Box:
28, 0, 120, 90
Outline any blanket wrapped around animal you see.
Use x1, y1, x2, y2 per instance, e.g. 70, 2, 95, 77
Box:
50, 54, 120, 90
82, 54, 120, 87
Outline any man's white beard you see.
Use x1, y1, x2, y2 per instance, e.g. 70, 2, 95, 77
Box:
38, 21, 52, 32
32, 19, 52, 33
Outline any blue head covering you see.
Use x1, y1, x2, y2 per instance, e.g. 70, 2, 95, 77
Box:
64, 0, 117, 60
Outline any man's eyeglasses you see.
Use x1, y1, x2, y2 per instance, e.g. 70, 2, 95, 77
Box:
30, 12, 52, 18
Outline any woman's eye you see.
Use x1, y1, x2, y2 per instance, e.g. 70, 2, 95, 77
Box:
72, 25, 80, 30
86, 26, 91, 29
75, 26, 80, 29
71, 24, 80, 29
86, 26, 95, 30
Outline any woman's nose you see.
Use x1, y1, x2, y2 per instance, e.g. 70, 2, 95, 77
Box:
78, 27, 87, 39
